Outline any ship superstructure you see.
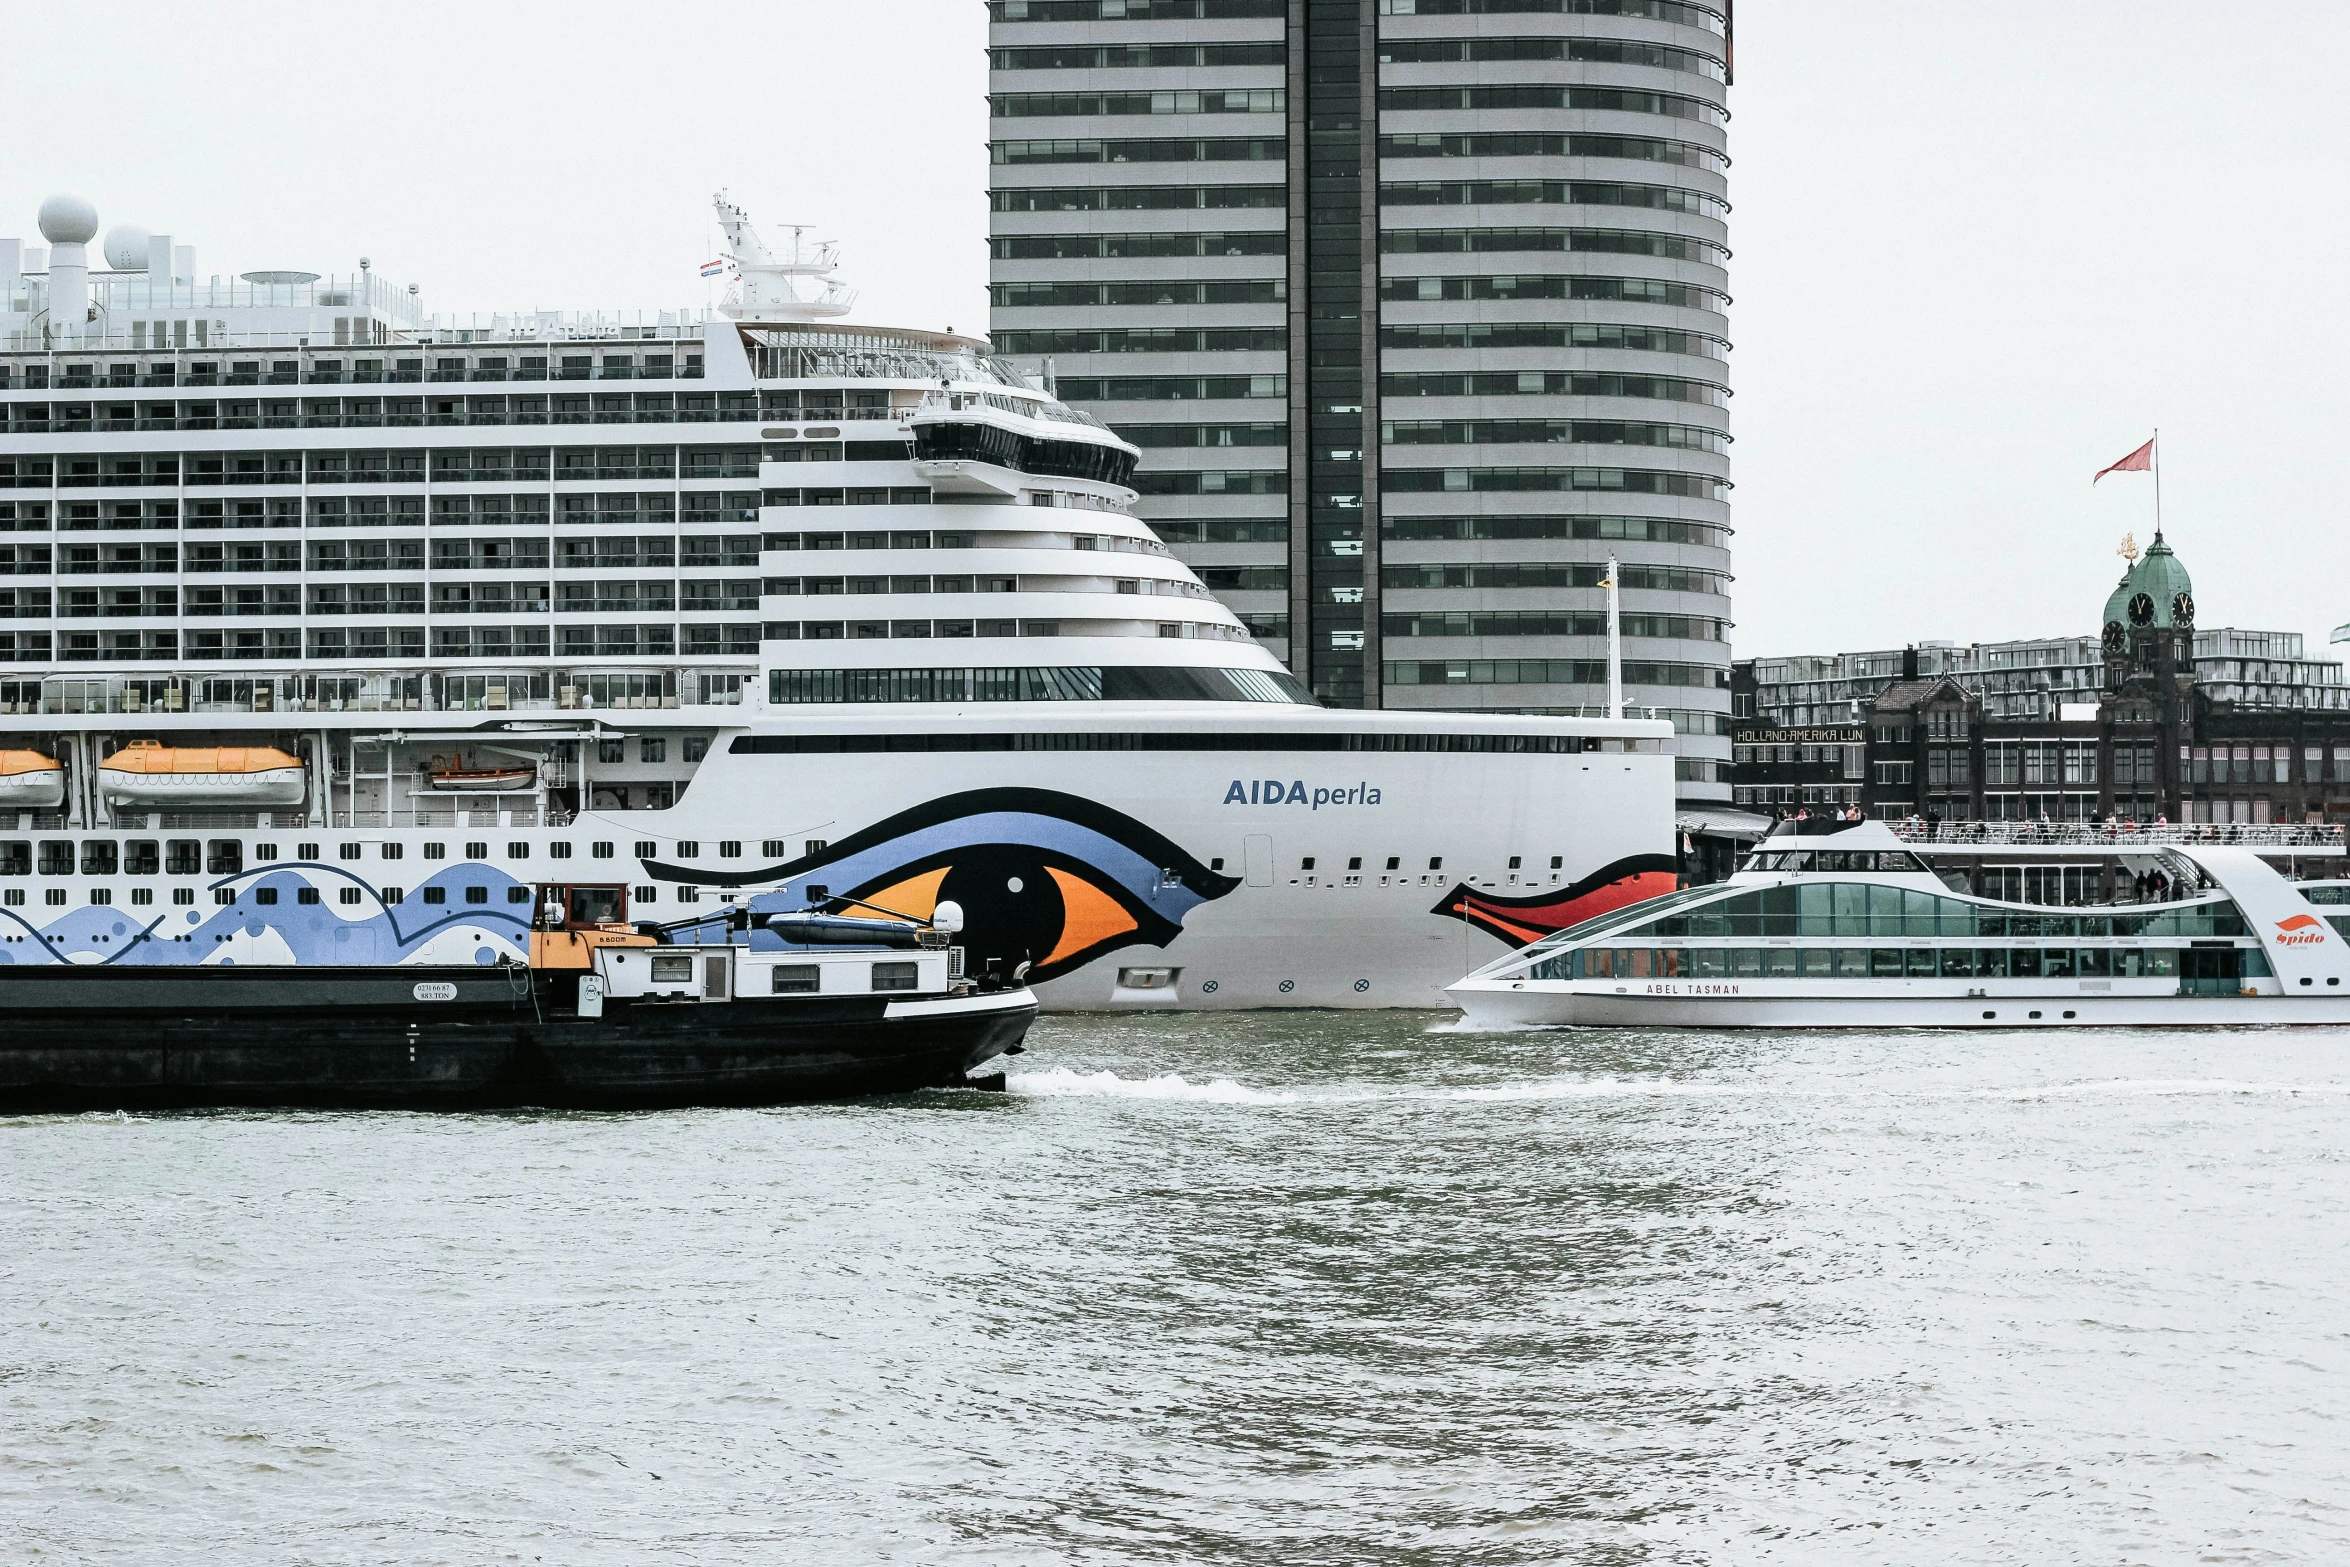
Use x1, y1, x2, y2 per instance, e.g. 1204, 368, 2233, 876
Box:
0, 194, 1677, 1008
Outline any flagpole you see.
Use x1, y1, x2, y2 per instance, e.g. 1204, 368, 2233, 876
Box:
2153, 427, 2162, 539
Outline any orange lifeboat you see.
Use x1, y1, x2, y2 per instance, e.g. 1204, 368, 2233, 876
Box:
0, 750, 64, 809
426, 752, 537, 793
99, 741, 306, 806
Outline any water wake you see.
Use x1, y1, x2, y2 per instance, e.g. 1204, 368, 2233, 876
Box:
1007, 1068, 1297, 1104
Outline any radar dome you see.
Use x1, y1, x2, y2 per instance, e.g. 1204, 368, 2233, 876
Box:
102, 224, 150, 270
36, 193, 98, 245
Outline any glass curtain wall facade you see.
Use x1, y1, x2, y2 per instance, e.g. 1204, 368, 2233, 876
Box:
987, 0, 1733, 800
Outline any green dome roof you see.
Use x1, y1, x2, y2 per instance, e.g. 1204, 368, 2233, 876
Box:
2103, 532, 2195, 630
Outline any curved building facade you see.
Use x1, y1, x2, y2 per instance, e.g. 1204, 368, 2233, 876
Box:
987, 0, 1733, 804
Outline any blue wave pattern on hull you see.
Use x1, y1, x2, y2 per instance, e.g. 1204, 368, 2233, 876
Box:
0, 865, 533, 967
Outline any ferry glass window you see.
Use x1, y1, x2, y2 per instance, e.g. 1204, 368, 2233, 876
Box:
80, 841, 116, 876
206, 840, 243, 875
0, 841, 26, 876
165, 839, 200, 874
598, 740, 625, 764
37, 841, 72, 876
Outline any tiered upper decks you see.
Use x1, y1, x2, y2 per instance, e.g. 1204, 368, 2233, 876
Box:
0, 197, 1311, 727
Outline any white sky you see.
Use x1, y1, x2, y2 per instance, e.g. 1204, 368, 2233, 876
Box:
3, 0, 2339, 662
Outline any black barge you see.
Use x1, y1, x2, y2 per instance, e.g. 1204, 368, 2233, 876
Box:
0, 927, 1035, 1111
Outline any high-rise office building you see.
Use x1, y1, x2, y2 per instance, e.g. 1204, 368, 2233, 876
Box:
987, 0, 1733, 802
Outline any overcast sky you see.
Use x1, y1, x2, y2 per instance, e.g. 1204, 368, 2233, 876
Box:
4, 1, 2341, 662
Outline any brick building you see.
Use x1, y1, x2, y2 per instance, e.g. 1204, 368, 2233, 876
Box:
1734, 535, 2350, 826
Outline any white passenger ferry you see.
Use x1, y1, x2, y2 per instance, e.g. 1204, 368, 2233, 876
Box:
0, 193, 1676, 1008
1448, 818, 2350, 1027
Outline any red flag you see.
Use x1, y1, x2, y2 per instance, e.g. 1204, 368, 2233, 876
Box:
2094, 437, 2155, 483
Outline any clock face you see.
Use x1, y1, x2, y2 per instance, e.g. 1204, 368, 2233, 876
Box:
2101, 620, 2124, 653
2128, 591, 2155, 627
2173, 590, 2195, 627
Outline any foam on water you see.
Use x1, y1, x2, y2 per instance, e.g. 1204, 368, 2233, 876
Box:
1007, 1066, 1297, 1104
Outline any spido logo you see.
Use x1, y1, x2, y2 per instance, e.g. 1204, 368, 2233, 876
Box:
2275, 913, 2329, 946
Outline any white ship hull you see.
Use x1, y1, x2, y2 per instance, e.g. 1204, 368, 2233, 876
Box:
1451, 981, 2350, 1029
0, 706, 1676, 1011
99, 767, 307, 807
0, 770, 64, 808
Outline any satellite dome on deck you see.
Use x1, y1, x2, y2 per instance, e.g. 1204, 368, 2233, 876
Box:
103, 224, 150, 270
37, 194, 98, 245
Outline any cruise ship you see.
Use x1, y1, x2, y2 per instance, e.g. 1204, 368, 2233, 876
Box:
0, 193, 1675, 1008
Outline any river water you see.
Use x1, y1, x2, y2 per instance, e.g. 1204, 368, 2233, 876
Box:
3, 1014, 2346, 1564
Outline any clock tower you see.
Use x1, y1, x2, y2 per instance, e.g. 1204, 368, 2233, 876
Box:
2098, 531, 2195, 814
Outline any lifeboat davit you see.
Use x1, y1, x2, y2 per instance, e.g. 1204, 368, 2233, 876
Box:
100, 741, 306, 806
426, 754, 537, 793
0, 751, 64, 809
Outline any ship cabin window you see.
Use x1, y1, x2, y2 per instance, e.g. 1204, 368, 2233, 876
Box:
1387, 856, 1401, 870
37, 841, 71, 876
252, 843, 278, 862
125, 841, 158, 875
206, 842, 242, 874
641, 738, 666, 764
1349, 856, 1363, 870
87, 889, 110, 905
254, 887, 279, 905
871, 961, 919, 993
592, 842, 615, 859
172, 888, 194, 906
80, 841, 116, 876
762, 839, 788, 857
1429, 857, 1444, 871
598, 740, 625, 764
719, 841, 742, 859
0, 841, 26, 876
1508, 856, 1522, 870
295, 888, 318, 906
465, 841, 488, 858
508, 842, 530, 859
465, 886, 488, 904
296, 842, 318, 860
166, 840, 200, 875
549, 843, 572, 860
684, 737, 709, 763
771, 964, 820, 994
562, 886, 626, 925
131, 888, 152, 906
1551, 856, 1564, 869
381, 887, 404, 905
3, 889, 21, 906
341, 888, 363, 906
1300, 857, 1316, 871
507, 887, 531, 903
423, 842, 447, 860
382, 843, 404, 860
212, 887, 234, 905
340, 844, 363, 862
635, 841, 658, 857
422, 887, 446, 904
45, 888, 65, 906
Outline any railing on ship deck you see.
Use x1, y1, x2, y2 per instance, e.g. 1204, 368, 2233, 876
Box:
1886, 821, 2344, 849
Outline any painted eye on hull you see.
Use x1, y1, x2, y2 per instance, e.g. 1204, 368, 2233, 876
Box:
854, 844, 1175, 983
1435, 857, 1680, 946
